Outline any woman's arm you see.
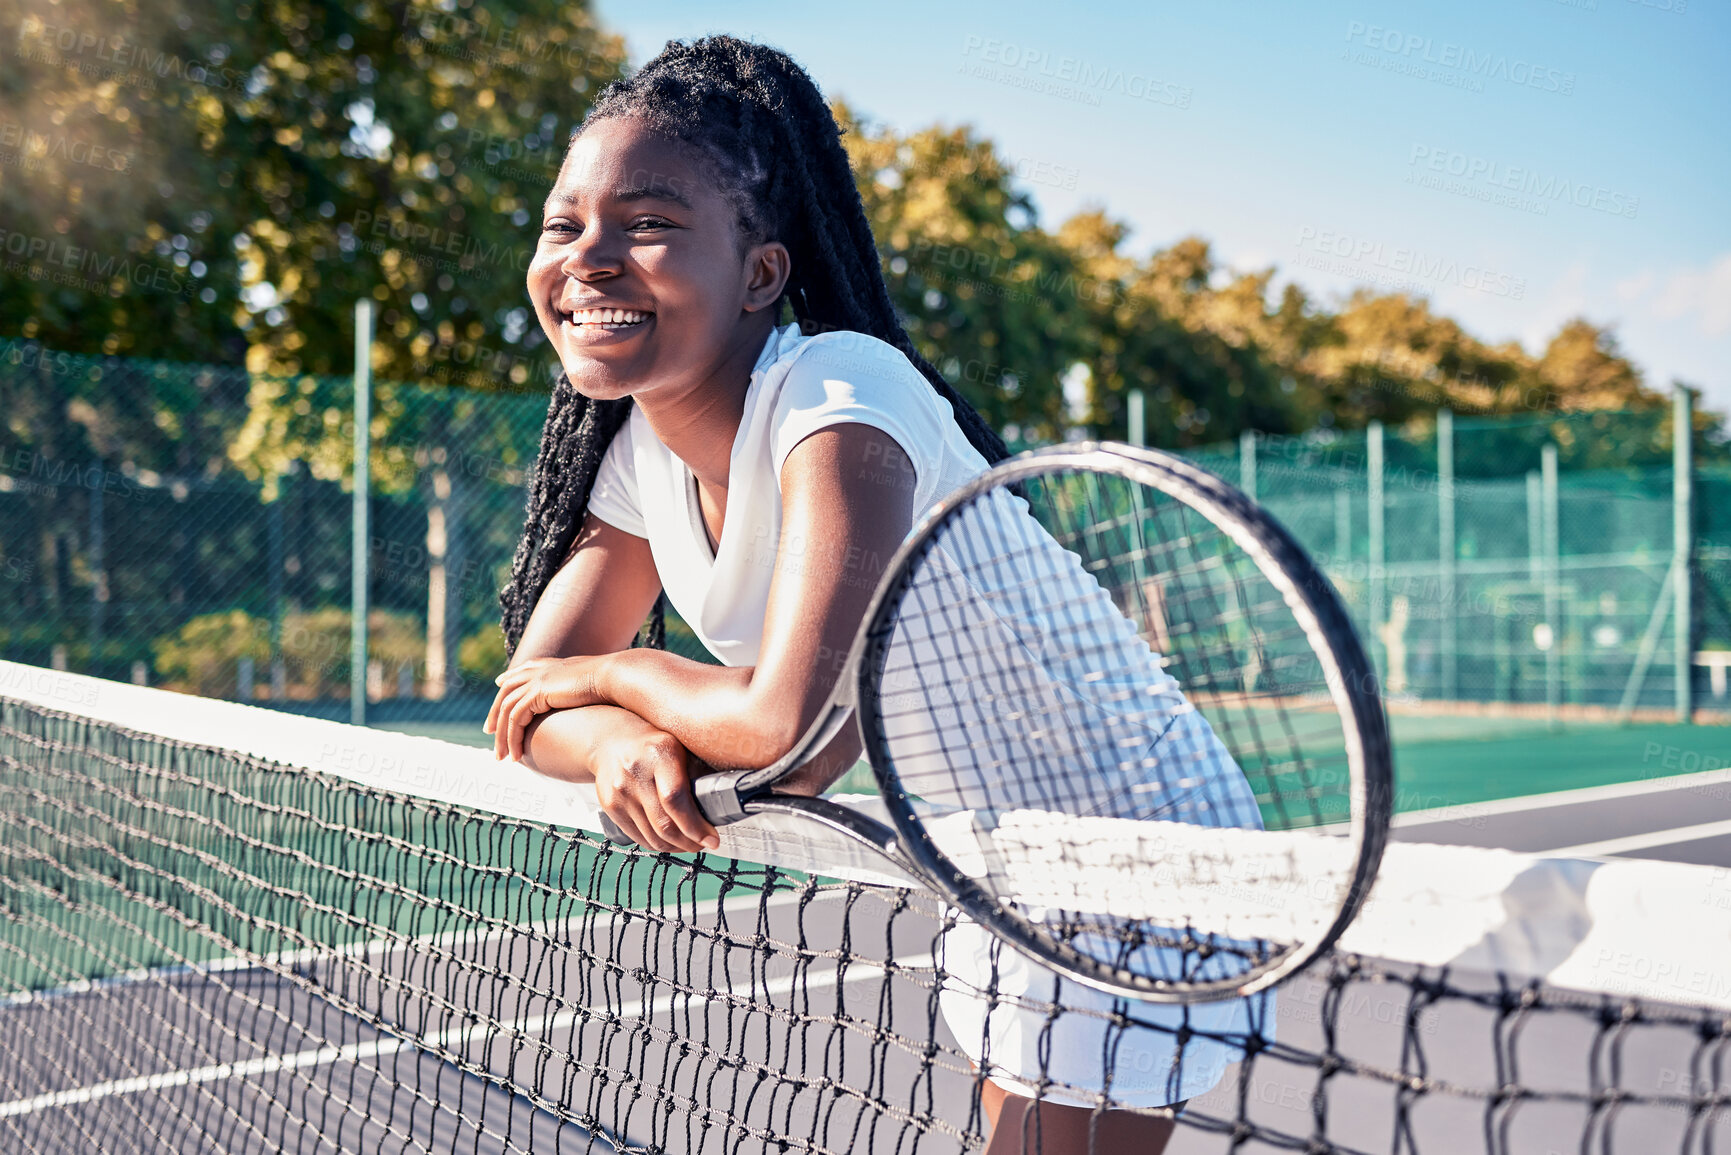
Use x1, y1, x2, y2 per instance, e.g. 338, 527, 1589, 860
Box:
490, 511, 729, 851
491, 423, 918, 775
509, 511, 664, 666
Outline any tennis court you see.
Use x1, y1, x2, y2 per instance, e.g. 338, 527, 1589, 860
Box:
5, 661, 1729, 1154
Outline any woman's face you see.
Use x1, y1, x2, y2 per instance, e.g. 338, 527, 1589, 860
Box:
528, 117, 787, 402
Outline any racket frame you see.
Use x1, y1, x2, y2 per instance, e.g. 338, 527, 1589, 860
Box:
694, 441, 1392, 1002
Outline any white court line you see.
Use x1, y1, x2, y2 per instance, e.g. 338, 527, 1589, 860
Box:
5, 887, 825, 1008
1392, 764, 1731, 829
0, 952, 935, 1119
1543, 817, 1731, 859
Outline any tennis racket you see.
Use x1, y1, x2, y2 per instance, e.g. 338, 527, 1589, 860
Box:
606, 442, 1392, 1003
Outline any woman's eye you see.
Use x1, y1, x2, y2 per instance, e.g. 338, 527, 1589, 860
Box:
628, 217, 670, 232
541, 220, 579, 236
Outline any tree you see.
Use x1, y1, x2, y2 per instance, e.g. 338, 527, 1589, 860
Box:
1085, 236, 1304, 446
1534, 319, 1649, 411
2, 0, 623, 382
839, 103, 1097, 443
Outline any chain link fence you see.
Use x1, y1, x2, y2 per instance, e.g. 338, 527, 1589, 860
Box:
1188, 411, 1731, 720
4, 337, 1727, 727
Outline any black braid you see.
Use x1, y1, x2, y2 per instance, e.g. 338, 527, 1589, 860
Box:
500, 36, 1011, 655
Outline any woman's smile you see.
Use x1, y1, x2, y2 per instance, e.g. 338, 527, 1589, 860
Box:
556, 301, 656, 347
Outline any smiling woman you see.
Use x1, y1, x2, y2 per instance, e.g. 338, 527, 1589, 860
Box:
484, 36, 1180, 1152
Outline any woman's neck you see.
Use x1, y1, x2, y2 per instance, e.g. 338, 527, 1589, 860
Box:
635, 315, 777, 488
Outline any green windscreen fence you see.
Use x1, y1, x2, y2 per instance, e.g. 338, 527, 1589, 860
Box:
3, 337, 1726, 724
1189, 412, 1730, 719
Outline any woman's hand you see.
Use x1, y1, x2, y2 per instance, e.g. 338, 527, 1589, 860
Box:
591, 724, 721, 853
486, 655, 612, 762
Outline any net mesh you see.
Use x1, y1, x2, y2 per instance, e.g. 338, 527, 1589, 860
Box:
3, 664, 1729, 1153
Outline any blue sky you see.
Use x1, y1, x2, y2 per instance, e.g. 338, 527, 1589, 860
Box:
592, 0, 1731, 414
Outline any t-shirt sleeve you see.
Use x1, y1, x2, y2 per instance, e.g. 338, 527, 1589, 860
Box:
768, 336, 949, 491
585, 417, 647, 538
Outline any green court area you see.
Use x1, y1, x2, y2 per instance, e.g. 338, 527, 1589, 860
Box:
376, 714, 1729, 823
375, 719, 497, 748
1388, 716, 1728, 813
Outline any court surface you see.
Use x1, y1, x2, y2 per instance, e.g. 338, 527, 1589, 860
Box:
9, 716, 1727, 1153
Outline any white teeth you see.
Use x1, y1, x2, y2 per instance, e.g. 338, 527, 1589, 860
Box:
566, 307, 650, 325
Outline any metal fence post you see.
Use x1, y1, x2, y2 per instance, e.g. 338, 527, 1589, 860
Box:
1334, 489, 1351, 572
269, 477, 285, 700
1438, 410, 1456, 702
89, 462, 105, 666
1240, 429, 1257, 502
1542, 443, 1560, 724
1368, 421, 1385, 679
1675, 386, 1694, 722
1526, 471, 1542, 583
352, 298, 373, 727
1127, 388, 1145, 448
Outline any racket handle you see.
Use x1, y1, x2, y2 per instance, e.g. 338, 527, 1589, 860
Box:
694, 771, 749, 825
598, 771, 749, 846
598, 813, 636, 847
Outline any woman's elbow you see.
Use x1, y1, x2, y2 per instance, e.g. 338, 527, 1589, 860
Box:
723, 710, 808, 770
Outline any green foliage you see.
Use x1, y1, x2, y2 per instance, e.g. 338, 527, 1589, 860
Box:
457, 622, 507, 684
151, 608, 272, 697
1, 2, 1719, 485
840, 103, 1095, 442
153, 605, 422, 697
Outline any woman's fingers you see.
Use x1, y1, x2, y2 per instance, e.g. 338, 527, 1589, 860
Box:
482, 687, 504, 738
605, 798, 657, 852
655, 767, 720, 851
492, 685, 523, 760
506, 694, 536, 761
488, 680, 553, 763
593, 740, 715, 855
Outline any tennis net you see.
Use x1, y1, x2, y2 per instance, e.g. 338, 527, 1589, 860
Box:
2, 658, 1728, 1153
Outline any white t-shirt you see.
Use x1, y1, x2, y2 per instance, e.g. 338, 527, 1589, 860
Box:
587, 321, 1270, 1097
587, 321, 990, 667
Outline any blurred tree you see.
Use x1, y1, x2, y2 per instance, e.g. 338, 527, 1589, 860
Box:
1, 0, 622, 383
1086, 236, 1305, 447
1534, 319, 1649, 410
839, 103, 1096, 443
1301, 291, 1530, 427
1, 0, 621, 693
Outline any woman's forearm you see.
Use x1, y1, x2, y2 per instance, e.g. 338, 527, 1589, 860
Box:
520, 703, 648, 783
597, 648, 807, 770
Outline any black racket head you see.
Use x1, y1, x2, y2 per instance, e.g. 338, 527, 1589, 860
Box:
855, 443, 1392, 1003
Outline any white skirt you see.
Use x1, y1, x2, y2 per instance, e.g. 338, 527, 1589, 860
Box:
938, 918, 1274, 1109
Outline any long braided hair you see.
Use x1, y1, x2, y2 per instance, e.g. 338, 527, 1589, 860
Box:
500, 36, 1011, 655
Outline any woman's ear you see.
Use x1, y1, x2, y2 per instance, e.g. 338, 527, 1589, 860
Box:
741, 241, 792, 314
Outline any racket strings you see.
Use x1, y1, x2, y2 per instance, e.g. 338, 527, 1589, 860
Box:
867, 466, 1362, 988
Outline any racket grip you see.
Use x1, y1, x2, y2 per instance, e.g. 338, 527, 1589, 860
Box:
598, 813, 636, 847
694, 772, 749, 825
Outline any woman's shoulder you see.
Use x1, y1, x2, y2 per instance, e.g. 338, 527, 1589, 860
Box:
781, 325, 925, 385
768, 325, 941, 410
752, 323, 963, 486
